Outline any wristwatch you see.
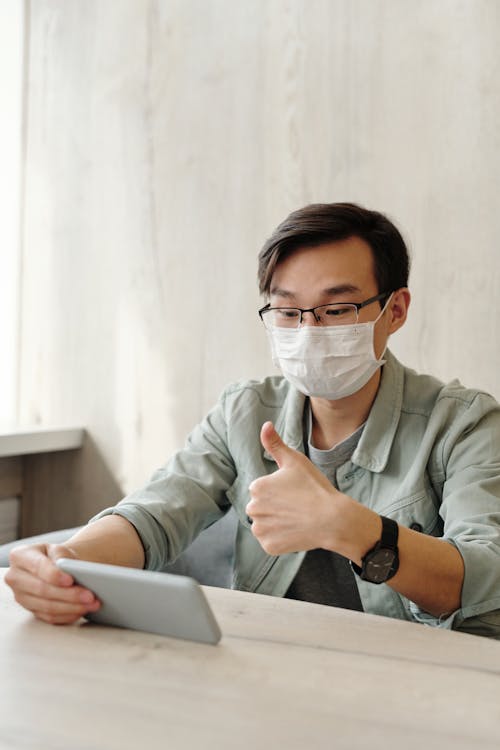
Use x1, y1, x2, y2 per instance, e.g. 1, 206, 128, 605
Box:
350, 515, 399, 584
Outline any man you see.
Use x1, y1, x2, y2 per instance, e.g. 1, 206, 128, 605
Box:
6, 203, 500, 636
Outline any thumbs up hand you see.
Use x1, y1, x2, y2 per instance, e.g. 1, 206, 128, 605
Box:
246, 421, 350, 556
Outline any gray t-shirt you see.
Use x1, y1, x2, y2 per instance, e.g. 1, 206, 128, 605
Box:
284, 404, 364, 611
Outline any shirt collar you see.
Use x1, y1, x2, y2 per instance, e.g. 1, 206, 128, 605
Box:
263, 349, 404, 471
351, 349, 404, 473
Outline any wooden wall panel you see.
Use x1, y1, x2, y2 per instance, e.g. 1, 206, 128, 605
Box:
21, 435, 123, 537
0, 458, 22, 499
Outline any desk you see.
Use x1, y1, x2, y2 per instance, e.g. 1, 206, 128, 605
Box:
0, 427, 121, 538
1, 569, 500, 750
0, 427, 84, 539
0, 427, 84, 458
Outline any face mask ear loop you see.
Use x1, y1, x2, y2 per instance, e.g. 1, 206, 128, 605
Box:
374, 292, 394, 325
373, 292, 395, 360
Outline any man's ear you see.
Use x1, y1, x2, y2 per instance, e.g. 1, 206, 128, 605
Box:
388, 288, 411, 334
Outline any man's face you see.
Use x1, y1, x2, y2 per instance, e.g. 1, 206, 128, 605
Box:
268, 236, 399, 359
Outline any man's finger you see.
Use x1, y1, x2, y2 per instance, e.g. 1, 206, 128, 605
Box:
6, 567, 98, 606
9, 544, 74, 587
260, 421, 295, 469
16, 591, 100, 619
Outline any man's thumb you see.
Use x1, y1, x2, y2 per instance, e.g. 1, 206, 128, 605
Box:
260, 421, 294, 468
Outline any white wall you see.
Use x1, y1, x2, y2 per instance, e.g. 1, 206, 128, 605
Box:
19, 0, 500, 497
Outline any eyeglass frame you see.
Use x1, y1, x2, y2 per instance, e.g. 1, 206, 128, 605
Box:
258, 291, 392, 327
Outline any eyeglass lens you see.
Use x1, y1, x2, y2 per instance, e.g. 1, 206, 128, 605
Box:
263, 304, 358, 328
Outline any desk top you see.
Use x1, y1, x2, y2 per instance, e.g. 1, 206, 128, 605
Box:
1, 568, 500, 750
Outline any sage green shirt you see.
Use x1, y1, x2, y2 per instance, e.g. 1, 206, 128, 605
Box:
93, 351, 500, 638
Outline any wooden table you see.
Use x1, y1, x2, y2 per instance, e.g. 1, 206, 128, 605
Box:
1, 568, 500, 750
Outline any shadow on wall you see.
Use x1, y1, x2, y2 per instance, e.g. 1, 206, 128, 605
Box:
21, 431, 124, 536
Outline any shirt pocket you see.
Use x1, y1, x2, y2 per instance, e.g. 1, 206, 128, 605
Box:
380, 484, 443, 537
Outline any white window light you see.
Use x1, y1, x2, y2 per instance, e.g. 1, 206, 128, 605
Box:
0, 1, 24, 426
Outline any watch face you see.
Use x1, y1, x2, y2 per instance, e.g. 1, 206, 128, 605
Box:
365, 548, 396, 584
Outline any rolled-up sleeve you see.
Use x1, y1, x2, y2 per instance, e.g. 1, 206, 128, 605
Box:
412, 393, 500, 636
90, 390, 237, 570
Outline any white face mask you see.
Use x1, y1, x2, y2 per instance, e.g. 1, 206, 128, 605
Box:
266, 295, 393, 400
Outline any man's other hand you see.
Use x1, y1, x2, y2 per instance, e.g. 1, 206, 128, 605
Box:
5, 542, 101, 625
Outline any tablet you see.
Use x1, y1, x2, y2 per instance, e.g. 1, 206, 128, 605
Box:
56, 558, 222, 645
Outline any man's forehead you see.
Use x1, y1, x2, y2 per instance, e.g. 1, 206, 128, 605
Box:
270, 238, 377, 295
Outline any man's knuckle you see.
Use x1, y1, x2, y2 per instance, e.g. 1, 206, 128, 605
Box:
4, 568, 14, 586
33, 578, 56, 600
37, 611, 56, 624
31, 578, 45, 598
263, 541, 277, 555
249, 477, 263, 495
44, 600, 64, 617
270, 438, 282, 454
8, 545, 27, 565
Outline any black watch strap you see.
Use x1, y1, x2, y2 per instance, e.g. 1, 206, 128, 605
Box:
379, 515, 399, 549
351, 515, 399, 583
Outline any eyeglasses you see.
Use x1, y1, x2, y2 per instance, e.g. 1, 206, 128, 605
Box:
258, 292, 391, 329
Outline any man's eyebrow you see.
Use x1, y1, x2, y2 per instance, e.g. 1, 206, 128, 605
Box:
270, 283, 362, 299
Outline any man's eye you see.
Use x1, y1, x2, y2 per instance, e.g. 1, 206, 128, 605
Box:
324, 306, 352, 316
277, 309, 300, 319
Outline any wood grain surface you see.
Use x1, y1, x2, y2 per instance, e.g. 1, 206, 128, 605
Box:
1, 569, 500, 749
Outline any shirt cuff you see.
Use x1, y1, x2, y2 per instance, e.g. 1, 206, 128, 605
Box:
89, 504, 170, 570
